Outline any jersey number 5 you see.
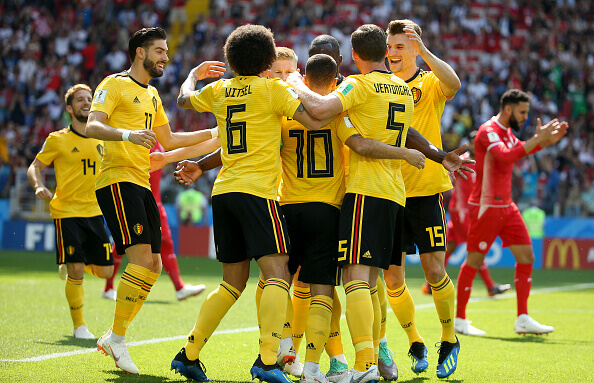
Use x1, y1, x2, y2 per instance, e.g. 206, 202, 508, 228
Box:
226, 104, 247, 154
386, 102, 406, 146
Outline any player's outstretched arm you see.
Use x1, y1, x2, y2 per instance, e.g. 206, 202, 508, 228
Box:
286, 71, 343, 120
174, 148, 222, 186
403, 26, 461, 97
150, 137, 221, 173
345, 134, 426, 169
177, 61, 226, 110
86, 111, 157, 148
27, 158, 53, 200
154, 123, 218, 151
406, 127, 474, 179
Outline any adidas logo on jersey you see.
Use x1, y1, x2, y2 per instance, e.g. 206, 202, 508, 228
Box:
71, 147, 79, 153
306, 342, 316, 350
133, 96, 141, 103
362, 250, 371, 258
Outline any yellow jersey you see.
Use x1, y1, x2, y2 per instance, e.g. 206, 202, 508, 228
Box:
36, 127, 104, 219
333, 70, 414, 206
90, 72, 169, 190
401, 69, 454, 197
279, 114, 346, 208
191, 76, 301, 200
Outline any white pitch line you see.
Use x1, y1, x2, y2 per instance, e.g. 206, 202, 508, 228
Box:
3, 283, 593, 363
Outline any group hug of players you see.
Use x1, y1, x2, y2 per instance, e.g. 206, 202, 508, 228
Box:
30, 17, 567, 383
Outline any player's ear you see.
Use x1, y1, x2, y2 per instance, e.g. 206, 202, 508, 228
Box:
337, 55, 343, 66
136, 47, 145, 60
65, 105, 73, 114
331, 78, 337, 88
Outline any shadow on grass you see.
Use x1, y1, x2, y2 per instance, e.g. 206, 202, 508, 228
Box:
482, 335, 589, 345
144, 300, 175, 305
37, 336, 97, 348
394, 376, 435, 383
104, 371, 176, 382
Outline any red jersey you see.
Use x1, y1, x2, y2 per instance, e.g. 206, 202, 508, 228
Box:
469, 117, 538, 215
149, 142, 164, 204
448, 152, 476, 214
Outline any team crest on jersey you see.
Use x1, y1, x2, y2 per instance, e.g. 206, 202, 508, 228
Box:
134, 223, 143, 236
411, 87, 422, 104
152, 96, 157, 112
96, 144, 104, 157
67, 246, 75, 255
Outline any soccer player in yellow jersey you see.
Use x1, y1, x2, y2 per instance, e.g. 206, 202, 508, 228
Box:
287, 24, 473, 383
85, 27, 222, 375
384, 19, 462, 378
170, 24, 328, 383
268, 46, 299, 81
27, 84, 113, 341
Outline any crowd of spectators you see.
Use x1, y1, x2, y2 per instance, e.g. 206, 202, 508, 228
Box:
0, 0, 592, 217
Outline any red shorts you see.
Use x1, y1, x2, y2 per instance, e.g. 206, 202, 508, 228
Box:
157, 202, 174, 256
467, 202, 531, 253
446, 210, 469, 244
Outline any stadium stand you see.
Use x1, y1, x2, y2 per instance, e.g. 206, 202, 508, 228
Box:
0, 0, 592, 217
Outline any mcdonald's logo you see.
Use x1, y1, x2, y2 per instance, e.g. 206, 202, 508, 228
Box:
545, 239, 580, 270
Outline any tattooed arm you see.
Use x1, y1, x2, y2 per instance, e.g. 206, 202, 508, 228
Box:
177, 61, 226, 109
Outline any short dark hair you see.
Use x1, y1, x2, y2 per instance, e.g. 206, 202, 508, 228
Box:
309, 35, 340, 59
224, 24, 276, 76
351, 24, 386, 63
500, 89, 530, 110
386, 19, 422, 37
305, 54, 337, 88
128, 27, 167, 63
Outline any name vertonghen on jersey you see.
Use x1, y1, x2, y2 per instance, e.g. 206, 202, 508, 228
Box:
373, 83, 412, 96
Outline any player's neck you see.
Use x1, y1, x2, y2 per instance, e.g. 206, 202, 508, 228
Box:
394, 66, 419, 82
495, 113, 509, 128
70, 119, 87, 136
356, 61, 388, 75
128, 64, 152, 85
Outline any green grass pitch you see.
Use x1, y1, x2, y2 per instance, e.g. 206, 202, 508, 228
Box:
1, 250, 593, 382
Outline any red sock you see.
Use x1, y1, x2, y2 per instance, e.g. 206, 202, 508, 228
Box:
161, 235, 184, 291
478, 263, 495, 290
105, 243, 122, 292
514, 263, 532, 316
456, 262, 478, 319
444, 251, 452, 268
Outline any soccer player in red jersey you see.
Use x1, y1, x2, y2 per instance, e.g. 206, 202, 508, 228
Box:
422, 131, 511, 304
455, 89, 568, 336
102, 142, 206, 302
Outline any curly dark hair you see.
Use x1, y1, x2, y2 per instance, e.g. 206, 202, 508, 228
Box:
305, 54, 337, 88
500, 89, 530, 110
350, 24, 387, 63
128, 27, 167, 63
224, 24, 276, 76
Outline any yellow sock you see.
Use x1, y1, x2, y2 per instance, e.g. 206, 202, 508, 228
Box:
65, 276, 85, 329
376, 276, 388, 340
304, 295, 333, 364
429, 274, 456, 343
129, 271, 159, 322
185, 282, 241, 360
260, 278, 290, 365
282, 293, 294, 340
325, 289, 343, 358
83, 264, 100, 278
292, 286, 310, 352
112, 264, 150, 336
255, 277, 265, 327
345, 280, 374, 371
386, 282, 423, 345
370, 286, 381, 364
